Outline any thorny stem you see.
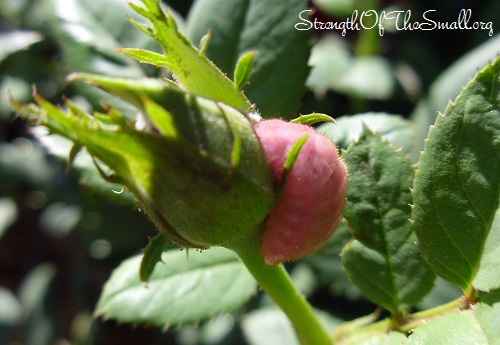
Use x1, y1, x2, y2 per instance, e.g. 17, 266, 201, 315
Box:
230, 232, 333, 345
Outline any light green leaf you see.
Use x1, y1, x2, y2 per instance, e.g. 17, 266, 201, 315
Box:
187, 0, 311, 118
349, 332, 408, 345
342, 129, 435, 315
474, 289, 500, 345
412, 56, 500, 292
317, 112, 414, 154
407, 310, 488, 345
95, 247, 257, 326
474, 208, 500, 291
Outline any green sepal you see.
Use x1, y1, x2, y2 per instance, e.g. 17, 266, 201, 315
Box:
198, 31, 212, 56
140, 233, 172, 283
277, 135, 309, 199
291, 113, 334, 126
67, 73, 180, 111
123, 0, 251, 113
234, 51, 256, 90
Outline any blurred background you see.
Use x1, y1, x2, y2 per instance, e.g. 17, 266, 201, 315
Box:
1, 0, 498, 344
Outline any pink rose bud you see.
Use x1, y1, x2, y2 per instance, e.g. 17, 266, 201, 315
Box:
254, 119, 348, 265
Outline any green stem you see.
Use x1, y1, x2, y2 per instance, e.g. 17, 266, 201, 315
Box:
230, 234, 332, 345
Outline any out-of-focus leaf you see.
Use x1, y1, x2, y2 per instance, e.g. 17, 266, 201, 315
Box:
410, 35, 500, 160
95, 247, 257, 327
47, 0, 152, 77
412, 56, 500, 292
0, 77, 32, 120
242, 307, 341, 345
317, 112, 415, 154
187, 0, 311, 118
342, 129, 435, 315
242, 307, 300, 345
0, 138, 58, 189
307, 35, 395, 100
0, 287, 23, 325
39, 202, 82, 237
0, 31, 42, 63
0, 198, 17, 239
18, 264, 57, 345
45, 0, 160, 114
312, 0, 356, 17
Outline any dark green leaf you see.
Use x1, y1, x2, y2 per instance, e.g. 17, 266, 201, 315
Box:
187, 0, 311, 118
412, 56, 500, 292
342, 129, 435, 314
96, 247, 257, 327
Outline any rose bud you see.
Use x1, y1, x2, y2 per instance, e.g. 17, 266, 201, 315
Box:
254, 119, 348, 265
12, 81, 276, 249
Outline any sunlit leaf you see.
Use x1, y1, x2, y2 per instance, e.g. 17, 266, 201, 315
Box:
412, 56, 500, 292
96, 247, 257, 326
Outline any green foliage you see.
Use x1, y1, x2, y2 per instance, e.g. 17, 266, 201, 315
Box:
2, 0, 500, 344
